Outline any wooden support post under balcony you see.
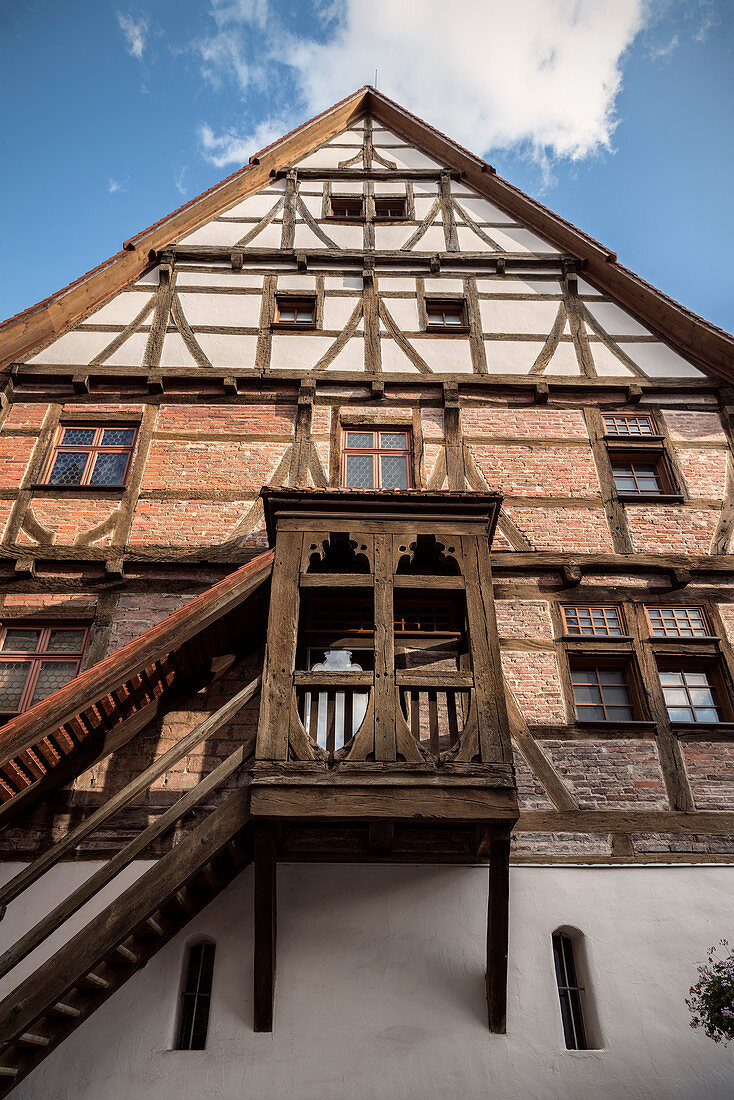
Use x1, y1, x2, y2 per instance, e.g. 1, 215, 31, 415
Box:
254, 824, 277, 1032
486, 823, 511, 1034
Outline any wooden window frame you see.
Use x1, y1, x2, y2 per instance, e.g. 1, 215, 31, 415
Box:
603, 413, 658, 439
176, 941, 215, 1050
553, 932, 588, 1051
568, 655, 645, 725
424, 298, 469, 333
272, 295, 317, 331
341, 428, 413, 490
329, 196, 364, 221
374, 197, 408, 221
0, 622, 88, 719
656, 657, 733, 726
561, 606, 626, 638
645, 606, 711, 639
42, 423, 137, 489
608, 449, 680, 500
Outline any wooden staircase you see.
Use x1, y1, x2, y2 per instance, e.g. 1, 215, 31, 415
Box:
0, 791, 252, 1094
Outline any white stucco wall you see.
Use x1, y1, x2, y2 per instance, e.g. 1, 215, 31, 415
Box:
2, 863, 733, 1100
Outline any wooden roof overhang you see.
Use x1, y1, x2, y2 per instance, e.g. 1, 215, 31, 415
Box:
1, 87, 732, 383
0, 550, 273, 827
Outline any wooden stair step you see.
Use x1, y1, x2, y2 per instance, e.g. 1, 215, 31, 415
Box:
17, 1033, 49, 1047
80, 972, 110, 990
144, 915, 165, 937
0, 1067, 18, 1078
111, 944, 139, 965
49, 1002, 80, 1019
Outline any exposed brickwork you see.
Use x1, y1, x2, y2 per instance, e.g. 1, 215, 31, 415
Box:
0, 436, 35, 487
505, 506, 614, 551
18, 499, 119, 546
682, 743, 734, 809
461, 408, 588, 438
626, 506, 719, 553
717, 603, 734, 643
1, 404, 47, 430
539, 740, 668, 808
512, 745, 555, 810
106, 593, 194, 653
156, 403, 296, 435
676, 447, 727, 499
511, 831, 610, 857
662, 409, 726, 443
129, 499, 257, 545
495, 599, 553, 640
501, 651, 566, 724
420, 408, 444, 438
140, 440, 290, 491
470, 444, 600, 497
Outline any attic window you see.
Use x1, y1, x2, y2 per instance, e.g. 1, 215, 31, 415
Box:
425, 299, 467, 331
374, 197, 407, 220
274, 296, 316, 328
330, 196, 363, 219
603, 414, 655, 437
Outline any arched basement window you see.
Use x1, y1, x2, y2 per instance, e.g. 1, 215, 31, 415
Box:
176, 941, 215, 1050
552, 931, 589, 1050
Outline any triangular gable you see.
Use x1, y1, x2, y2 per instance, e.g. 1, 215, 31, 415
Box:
2, 86, 733, 383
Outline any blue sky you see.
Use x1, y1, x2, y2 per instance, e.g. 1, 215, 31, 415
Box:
1, 0, 732, 333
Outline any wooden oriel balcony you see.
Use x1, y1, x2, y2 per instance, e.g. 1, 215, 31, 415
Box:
252, 488, 518, 829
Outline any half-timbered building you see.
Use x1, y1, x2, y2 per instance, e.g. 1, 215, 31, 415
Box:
0, 86, 732, 1098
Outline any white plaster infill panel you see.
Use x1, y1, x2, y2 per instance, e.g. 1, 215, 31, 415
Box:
450, 192, 517, 224
544, 342, 582, 375
80, 292, 154, 327
323, 297, 362, 330
381, 298, 420, 331
175, 272, 264, 289
618, 342, 705, 379
410, 337, 473, 374
4, 865, 734, 1100
490, 227, 560, 254
590, 343, 636, 377
585, 302, 652, 338
27, 330, 116, 365
195, 332, 258, 367
158, 333, 199, 369
480, 299, 562, 335
177, 292, 261, 329
476, 277, 561, 296
105, 332, 147, 367
177, 221, 264, 248
221, 192, 284, 219
485, 341, 546, 374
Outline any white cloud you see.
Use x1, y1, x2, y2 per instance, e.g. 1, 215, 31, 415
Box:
210, 0, 269, 30
277, 0, 652, 163
174, 167, 188, 196
117, 12, 149, 60
692, 1, 717, 42
108, 177, 127, 194
198, 117, 292, 167
649, 34, 679, 61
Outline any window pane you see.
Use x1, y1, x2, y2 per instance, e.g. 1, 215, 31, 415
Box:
101, 428, 135, 446
48, 452, 87, 486
443, 311, 463, 325
574, 685, 602, 704
1, 629, 41, 653
346, 432, 374, 450
668, 706, 694, 722
659, 671, 683, 687
345, 453, 374, 488
47, 629, 86, 654
379, 433, 406, 450
279, 306, 296, 321
0, 663, 31, 711
61, 427, 96, 446
88, 451, 129, 486
683, 672, 710, 687
577, 704, 604, 721
30, 660, 78, 705
380, 454, 408, 489
694, 707, 719, 723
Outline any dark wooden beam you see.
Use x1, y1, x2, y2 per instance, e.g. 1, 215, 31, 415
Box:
486, 824, 511, 1034
253, 824, 277, 1033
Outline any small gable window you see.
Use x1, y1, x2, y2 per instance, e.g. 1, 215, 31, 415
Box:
603, 413, 655, 437
44, 424, 137, 488
646, 606, 708, 638
561, 606, 623, 637
176, 941, 216, 1050
330, 196, 363, 219
552, 932, 589, 1050
374, 197, 407, 220
425, 299, 467, 331
274, 296, 316, 329
342, 428, 412, 490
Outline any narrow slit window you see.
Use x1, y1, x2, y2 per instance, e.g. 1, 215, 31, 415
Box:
553, 933, 589, 1050
0, 623, 87, 719
374, 197, 406, 220
610, 454, 672, 496
570, 662, 637, 723
562, 606, 623, 637
425, 299, 466, 330
274, 296, 316, 328
646, 607, 708, 638
342, 429, 411, 489
176, 941, 215, 1050
44, 424, 137, 487
658, 667, 722, 724
330, 196, 363, 219
603, 414, 654, 437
